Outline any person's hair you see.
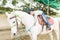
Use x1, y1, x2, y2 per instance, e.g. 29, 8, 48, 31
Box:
26, 9, 34, 14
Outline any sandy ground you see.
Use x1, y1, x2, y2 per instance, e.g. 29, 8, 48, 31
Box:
0, 14, 10, 30
0, 31, 11, 40
13, 30, 58, 40
0, 14, 10, 40
0, 14, 60, 40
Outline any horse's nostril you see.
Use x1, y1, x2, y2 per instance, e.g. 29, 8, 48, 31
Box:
13, 33, 16, 36
10, 18, 12, 19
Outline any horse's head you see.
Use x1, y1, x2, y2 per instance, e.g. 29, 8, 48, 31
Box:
5, 12, 17, 27
5, 11, 22, 26
5, 11, 22, 37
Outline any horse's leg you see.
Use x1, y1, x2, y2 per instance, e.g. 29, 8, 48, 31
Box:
53, 21, 59, 40
54, 27, 59, 40
31, 34, 37, 40
49, 32, 53, 40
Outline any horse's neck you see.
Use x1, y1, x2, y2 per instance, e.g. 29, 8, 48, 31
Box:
14, 11, 29, 18
22, 15, 35, 27
14, 11, 35, 28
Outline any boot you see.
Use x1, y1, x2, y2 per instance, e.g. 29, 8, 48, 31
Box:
47, 27, 51, 30
46, 25, 51, 30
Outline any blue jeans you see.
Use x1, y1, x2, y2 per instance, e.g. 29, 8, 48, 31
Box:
41, 13, 51, 27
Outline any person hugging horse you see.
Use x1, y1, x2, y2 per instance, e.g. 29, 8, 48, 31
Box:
26, 9, 51, 31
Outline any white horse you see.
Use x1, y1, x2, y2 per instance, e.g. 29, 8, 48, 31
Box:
5, 11, 59, 40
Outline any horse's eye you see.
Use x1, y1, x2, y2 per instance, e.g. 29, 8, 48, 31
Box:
13, 21, 15, 23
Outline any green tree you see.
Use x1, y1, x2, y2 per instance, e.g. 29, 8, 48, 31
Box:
12, 0, 18, 5
2, 0, 7, 5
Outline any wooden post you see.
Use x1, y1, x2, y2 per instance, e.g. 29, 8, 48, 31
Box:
47, 0, 49, 15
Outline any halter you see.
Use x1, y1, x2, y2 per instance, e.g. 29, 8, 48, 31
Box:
10, 15, 18, 29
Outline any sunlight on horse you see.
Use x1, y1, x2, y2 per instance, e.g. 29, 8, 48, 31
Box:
6, 10, 59, 40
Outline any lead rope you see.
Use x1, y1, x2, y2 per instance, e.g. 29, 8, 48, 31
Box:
27, 21, 36, 32
28, 15, 36, 32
